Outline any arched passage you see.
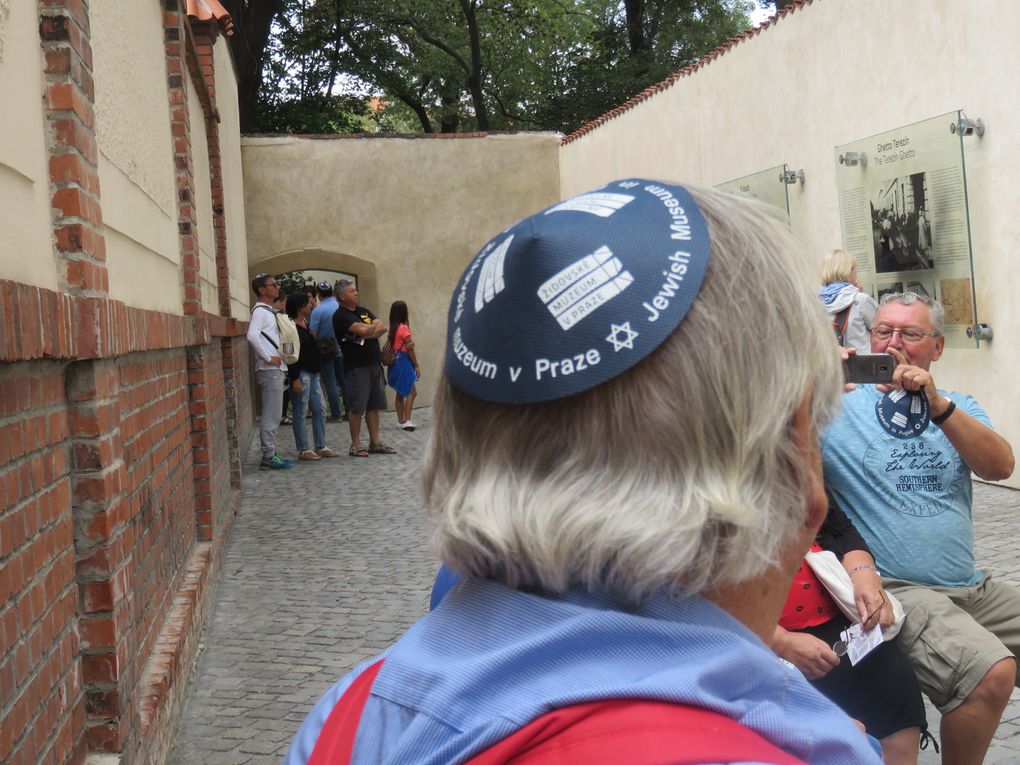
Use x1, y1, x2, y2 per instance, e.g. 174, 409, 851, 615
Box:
249, 247, 380, 311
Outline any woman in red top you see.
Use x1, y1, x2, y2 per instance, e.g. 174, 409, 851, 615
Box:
773, 494, 928, 764
386, 301, 420, 431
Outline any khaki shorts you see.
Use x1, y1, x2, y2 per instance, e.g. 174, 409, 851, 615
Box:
885, 572, 1020, 713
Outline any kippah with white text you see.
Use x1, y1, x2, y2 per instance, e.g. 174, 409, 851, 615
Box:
876, 388, 931, 438
444, 179, 711, 403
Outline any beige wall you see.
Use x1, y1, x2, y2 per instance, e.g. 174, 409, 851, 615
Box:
214, 38, 251, 320
92, 0, 182, 314
188, 78, 218, 315
561, 0, 1020, 488
242, 133, 561, 404
0, 0, 59, 291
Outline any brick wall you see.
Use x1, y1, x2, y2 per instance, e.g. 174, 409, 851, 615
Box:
0, 362, 85, 765
0, 2, 252, 763
0, 286, 251, 764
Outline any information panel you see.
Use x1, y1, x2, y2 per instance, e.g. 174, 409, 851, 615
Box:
716, 164, 791, 222
835, 112, 979, 348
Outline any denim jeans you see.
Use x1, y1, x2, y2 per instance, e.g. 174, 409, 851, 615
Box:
291, 371, 326, 452
319, 353, 349, 418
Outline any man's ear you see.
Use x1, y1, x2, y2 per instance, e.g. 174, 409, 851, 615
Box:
931, 335, 945, 363
789, 391, 827, 534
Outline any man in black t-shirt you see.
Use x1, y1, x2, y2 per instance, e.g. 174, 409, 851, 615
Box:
331, 280, 397, 457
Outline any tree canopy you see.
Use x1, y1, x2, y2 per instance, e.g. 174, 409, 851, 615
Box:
223, 0, 763, 135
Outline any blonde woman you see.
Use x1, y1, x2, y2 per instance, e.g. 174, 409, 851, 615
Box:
819, 249, 877, 353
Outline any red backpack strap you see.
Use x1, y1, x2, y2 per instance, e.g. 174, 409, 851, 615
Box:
307, 660, 385, 765
467, 699, 806, 765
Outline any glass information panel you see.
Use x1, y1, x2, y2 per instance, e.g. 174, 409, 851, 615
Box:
835, 111, 979, 347
716, 164, 791, 222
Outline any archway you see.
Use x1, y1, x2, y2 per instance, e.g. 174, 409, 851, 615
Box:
249, 247, 379, 312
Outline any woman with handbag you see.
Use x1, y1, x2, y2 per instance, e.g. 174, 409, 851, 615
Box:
773, 493, 929, 764
384, 300, 420, 431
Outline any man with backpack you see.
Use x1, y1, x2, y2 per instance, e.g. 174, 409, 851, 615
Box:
247, 273, 294, 470
309, 280, 350, 422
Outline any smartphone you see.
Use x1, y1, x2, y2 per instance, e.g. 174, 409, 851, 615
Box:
843, 353, 895, 385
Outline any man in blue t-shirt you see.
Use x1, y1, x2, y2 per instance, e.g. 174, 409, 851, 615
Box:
309, 281, 349, 421
822, 292, 1015, 765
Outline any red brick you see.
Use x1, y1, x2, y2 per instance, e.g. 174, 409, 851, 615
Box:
45, 82, 94, 128
78, 616, 115, 650
80, 579, 115, 614
40, 0, 89, 31
81, 650, 118, 685
85, 687, 120, 717
51, 118, 98, 166
44, 47, 71, 76
49, 153, 100, 196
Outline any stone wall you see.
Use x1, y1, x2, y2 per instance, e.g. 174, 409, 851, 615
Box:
241, 132, 562, 407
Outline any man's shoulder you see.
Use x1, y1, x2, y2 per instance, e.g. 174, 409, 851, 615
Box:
313, 300, 338, 316
251, 303, 275, 322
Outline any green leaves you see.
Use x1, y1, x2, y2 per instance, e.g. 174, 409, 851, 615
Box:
237, 0, 756, 135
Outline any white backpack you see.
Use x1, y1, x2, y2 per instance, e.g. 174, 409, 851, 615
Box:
253, 305, 300, 365
275, 313, 300, 365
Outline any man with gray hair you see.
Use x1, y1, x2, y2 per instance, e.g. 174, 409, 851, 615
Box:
331, 279, 396, 457
287, 180, 882, 763
822, 292, 1015, 765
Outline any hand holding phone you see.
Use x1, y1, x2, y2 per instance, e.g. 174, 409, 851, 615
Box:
842, 353, 895, 385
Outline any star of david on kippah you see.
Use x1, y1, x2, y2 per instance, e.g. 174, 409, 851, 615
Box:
607, 322, 638, 352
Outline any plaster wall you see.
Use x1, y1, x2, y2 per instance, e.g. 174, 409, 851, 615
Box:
213, 39, 251, 320
188, 78, 218, 315
0, 0, 59, 290
92, 0, 181, 314
560, 0, 1020, 488
242, 133, 561, 405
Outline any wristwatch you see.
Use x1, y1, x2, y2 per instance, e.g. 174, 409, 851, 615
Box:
932, 399, 957, 426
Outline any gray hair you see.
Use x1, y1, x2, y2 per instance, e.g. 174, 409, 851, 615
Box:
423, 185, 844, 604
335, 279, 355, 295
878, 291, 945, 336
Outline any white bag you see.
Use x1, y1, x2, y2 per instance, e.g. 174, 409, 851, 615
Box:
804, 549, 905, 641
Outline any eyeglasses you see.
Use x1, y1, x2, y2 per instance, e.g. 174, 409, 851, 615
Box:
831, 593, 885, 657
870, 325, 939, 343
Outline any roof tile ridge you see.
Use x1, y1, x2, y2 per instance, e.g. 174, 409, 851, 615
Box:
561, 0, 816, 145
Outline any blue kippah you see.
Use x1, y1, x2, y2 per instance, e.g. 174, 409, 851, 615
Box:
876, 389, 931, 438
444, 179, 711, 403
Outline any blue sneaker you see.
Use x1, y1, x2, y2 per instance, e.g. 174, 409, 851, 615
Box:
260, 454, 293, 470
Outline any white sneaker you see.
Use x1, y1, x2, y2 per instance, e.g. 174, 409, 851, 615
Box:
402, 420, 416, 431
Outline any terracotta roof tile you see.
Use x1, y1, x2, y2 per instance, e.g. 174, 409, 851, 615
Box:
186, 0, 235, 37
561, 0, 814, 145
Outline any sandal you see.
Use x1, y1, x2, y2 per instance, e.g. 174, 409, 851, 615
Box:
280, 416, 293, 425
348, 444, 370, 458
298, 450, 321, 461
368, 442, 397, 455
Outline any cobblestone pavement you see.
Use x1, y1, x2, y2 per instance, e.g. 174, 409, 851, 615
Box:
169, 407, 1020, 763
